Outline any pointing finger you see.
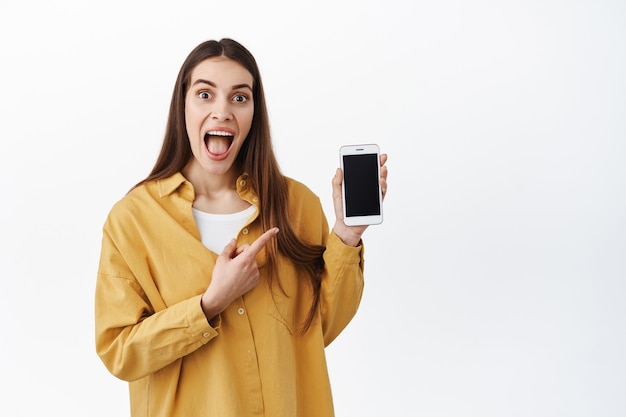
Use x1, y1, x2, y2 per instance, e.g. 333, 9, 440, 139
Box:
246, 227, 280, 257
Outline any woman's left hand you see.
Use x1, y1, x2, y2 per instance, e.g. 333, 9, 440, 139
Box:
331, 153, 388, 247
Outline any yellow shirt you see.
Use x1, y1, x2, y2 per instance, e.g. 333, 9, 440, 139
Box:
95, 172, 365, 417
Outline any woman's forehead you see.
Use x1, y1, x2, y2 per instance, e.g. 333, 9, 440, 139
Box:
190, 57, 254, 86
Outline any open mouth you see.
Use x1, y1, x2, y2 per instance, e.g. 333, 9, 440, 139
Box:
204, 130, 234, 156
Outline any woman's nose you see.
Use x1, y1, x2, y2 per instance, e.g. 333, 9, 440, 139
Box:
211, 99, 233, 120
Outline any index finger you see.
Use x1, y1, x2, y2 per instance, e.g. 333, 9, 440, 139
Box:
246, 227, 280, 257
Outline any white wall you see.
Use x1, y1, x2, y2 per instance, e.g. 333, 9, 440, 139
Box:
1, 1, 624, 416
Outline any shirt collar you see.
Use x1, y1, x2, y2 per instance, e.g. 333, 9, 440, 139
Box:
157, 172, 189, 197
156, 172, 257, 202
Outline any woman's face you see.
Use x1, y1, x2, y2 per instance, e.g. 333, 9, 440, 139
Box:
184, 57, 254, 177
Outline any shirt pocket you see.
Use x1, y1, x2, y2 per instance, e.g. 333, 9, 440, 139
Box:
268, 294, 295, 335
267, 286, 320, 336
265, 262, 319, 335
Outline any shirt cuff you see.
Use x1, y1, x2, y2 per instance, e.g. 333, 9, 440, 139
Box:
187, 294, 220, 344
326, 231, 364, 265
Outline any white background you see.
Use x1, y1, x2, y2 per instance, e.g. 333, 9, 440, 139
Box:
1, 1, 625, 416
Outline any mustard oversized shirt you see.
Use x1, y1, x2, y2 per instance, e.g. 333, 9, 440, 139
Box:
95, 172, 365, 417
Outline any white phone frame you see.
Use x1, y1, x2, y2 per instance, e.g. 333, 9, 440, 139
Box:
339, 143, 383, 226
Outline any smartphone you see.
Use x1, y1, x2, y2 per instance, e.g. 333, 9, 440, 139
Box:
340, 144, 383, 226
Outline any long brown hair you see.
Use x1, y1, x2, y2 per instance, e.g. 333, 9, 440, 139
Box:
136, 38, 324, 333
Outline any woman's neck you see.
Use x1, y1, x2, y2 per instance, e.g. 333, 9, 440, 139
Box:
182, 160, 249, 214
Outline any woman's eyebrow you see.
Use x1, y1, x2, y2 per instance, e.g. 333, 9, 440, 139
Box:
232, 83, 253, 91
192, 79, 252, 91
192, 79, 216, 87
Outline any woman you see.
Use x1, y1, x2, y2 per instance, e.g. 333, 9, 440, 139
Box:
95, 38, 388, 417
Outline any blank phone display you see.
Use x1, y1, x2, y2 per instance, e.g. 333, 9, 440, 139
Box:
342, 154, 380, 217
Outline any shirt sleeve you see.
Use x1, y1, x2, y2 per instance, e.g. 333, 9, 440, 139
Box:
95, 228, 218, 382
319, 231, 365, 346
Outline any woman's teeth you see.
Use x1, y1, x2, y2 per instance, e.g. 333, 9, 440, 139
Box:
206, 131, 233, 137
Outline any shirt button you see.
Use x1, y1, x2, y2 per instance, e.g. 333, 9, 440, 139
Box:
252, 197, 258, 203
239, 179, 247, 187
203, 332, 211, 338
242, 228, 249, 235
237, 307, 245, 315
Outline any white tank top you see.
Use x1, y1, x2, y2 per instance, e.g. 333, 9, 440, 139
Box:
192, 205, 256, 253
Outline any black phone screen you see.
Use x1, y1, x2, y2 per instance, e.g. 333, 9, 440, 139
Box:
343, 153, 381, 217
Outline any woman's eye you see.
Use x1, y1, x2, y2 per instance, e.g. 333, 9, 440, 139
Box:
199, 91, 212, 100
233, 94, 248, 103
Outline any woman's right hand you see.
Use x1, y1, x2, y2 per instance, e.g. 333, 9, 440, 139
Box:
200, 227, 279, 321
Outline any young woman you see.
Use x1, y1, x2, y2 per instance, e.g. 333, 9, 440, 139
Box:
95, 38, 388, 417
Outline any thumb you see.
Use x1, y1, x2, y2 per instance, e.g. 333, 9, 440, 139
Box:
218, 238, 238, 260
